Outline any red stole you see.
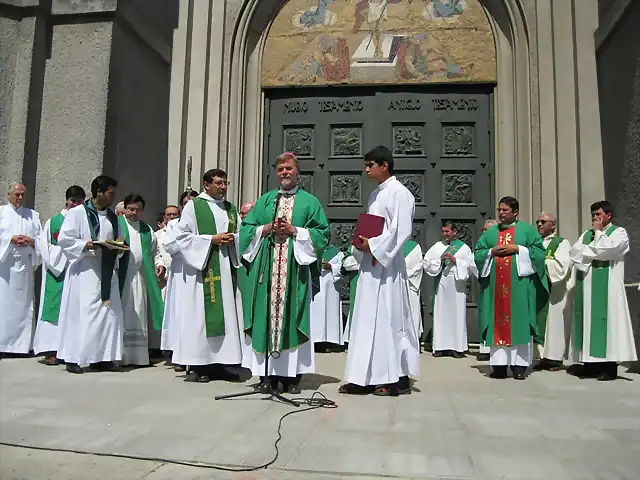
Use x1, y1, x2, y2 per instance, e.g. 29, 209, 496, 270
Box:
493, 226, 515, 346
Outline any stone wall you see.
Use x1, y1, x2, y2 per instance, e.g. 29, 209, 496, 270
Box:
596, 0, 640, 359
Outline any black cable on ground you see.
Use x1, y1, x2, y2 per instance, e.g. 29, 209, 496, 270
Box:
0, 392, 337, 473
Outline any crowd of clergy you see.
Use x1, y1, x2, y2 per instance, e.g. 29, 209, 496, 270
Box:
0, 146, 637, 397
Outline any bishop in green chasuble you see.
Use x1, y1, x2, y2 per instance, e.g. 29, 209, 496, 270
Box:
239, 186, 330, 380
568, 201, 636, 381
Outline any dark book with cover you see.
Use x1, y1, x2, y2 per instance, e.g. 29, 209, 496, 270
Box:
352, 213, 384, 249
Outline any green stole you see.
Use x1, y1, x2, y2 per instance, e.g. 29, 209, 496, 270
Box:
431, 239, 464, 314
40, 213, 66, 323
534, 235, 564, 346
342, 245, 360, 327
193, 197, 238, 338
117, 218, 165, 331
574, 224, 617, 358
239, 189, 330, 353
83, 200, 119, 303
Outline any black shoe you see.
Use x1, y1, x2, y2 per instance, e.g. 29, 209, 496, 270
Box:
567, 363, 599, 378
533, 359, 549, 371
433, 351, 444, 358
184, 371, 210, 383
477, 353, 490, 361
66, 363, 83, 374
489, 366, 508, 379
287, 383, 302, 395
173, 365, 186, 372
512, 366, 526, 380
597, 372, 617, 381
452, 351, 466, 359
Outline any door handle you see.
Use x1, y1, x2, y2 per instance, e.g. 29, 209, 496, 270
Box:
319, 163, 325, 169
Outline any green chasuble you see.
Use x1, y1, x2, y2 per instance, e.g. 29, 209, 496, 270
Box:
117, 217, 165, 331
192, 197, 238, 337
239, 189, 330, 354
342, 245, 360, 327
402, 239, 419, 258
533, 235, 564, 346
40, 213, 66, 323
474, 220, 548, 346
83, 200, 119, 303
574, 224, 617, 358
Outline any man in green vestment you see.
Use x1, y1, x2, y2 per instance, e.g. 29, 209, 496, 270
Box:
568, 201, 637, 381
474, 196, 548, 380
34, 185, 86, 365
240, 152, 330, 395
237, 201, 255, 326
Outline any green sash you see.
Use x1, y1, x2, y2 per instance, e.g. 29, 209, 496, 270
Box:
433, 239, 463, 299
341, 246, 359, 328
574, 224, 616, 358
117, 218, 165, 330
193, 197, 238, 338
534, 235, 564, 345
83, 200, 119, 303
402, 240, 418, 258
40, 213, 66, 323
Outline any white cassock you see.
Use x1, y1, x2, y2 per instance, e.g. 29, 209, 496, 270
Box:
405, 243, 424, 340
344, 176, 420, 386
57, 205, 123, 365
311, 250, 344, 345
424, 241, 473, 353
569, 226, 637, 363
120, 219, 164, 366
480, 243, 535, 367
155, 227, 172, 300
172, 194, 244, 366
242, 191, 317, 377
538, 234, 574, 361
33, 210, 68, 354
342, 246, 360, 343
159, 219, 182, 352
0, 204, 42, 353
468, 260, 490, 354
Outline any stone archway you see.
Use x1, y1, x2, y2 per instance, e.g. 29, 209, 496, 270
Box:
222, 0, 534, 217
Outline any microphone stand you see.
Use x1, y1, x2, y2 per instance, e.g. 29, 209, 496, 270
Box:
215, 193, 299, 407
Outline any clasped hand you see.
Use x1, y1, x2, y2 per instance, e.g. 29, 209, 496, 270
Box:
263, 218, 295, 237
491, 244, 519, 257
442, 252, 456, 263
212, 233, 234, 246
11, 235, 34, 247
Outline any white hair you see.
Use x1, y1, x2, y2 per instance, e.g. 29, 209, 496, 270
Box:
7, 182, 24, 193
115, 201, 125, 212
538, 212, 557, 223
483, 219, 498, 228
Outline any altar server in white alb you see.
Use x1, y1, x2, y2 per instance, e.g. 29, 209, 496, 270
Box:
341, 146, 419, 397
57, 176, 123, 374
0, 182, 42, 355
172, 170, 244, 383
160, 190, 198, 368
568, 200, 637, 381
118, 194, 166, 367
33, 185, 86, 365
476, 219, 498, 360
532, 212, 573, 371
424, 221, 473, 358
403, 239, 424, 344
154, 204, 180, 299
341, 245, 360, 344
311, 245, 345, 352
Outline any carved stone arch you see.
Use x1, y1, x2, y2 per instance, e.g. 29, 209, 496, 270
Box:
221, 0, 535, 218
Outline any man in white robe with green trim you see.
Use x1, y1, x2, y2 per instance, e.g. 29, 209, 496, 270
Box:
240, 153, 330, 395
533, 212, 573, 371
341, 245, 360, 343
172, 170, 244, 383
0, 183, 42, 355
34, 185, 86, 365
568, 200, 637, 381
311, 245, 344, 351
57, 176, 123, 374
424, 222, 473, 358
404, 239, 424, 344
117, 194, 166, 367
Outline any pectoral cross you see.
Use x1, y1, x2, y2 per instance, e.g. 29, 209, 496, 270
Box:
203, 269, 221, 303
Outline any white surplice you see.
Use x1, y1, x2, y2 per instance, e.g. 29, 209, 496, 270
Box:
424, 240, 473, 353
344, 176, 420, 386
469, 261, 490, 354
155, 227, 173, 300
311, 250, 344, 345
0, 204, 42, 353
405, 242, 424, 339
56, 205, 123, 365
569, 225, 637, 363
242, 190, 317, 377
33, 210, 68, 354
480, 241, 535, 366
171, 194, 244, 366
342, 246, 360, 343
159, 219, 182, 351
538, 234, 574, 361
120, 219, 164, 366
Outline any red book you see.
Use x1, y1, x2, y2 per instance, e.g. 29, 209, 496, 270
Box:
352, 213, 384, 249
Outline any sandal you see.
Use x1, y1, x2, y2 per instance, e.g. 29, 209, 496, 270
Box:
372, 386, 399, 397
338, 383, 371, 395
44, 356, 59, 366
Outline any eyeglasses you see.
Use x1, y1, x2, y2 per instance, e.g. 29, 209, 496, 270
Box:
212, 180, 230, 187
536, 220, 552, 225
